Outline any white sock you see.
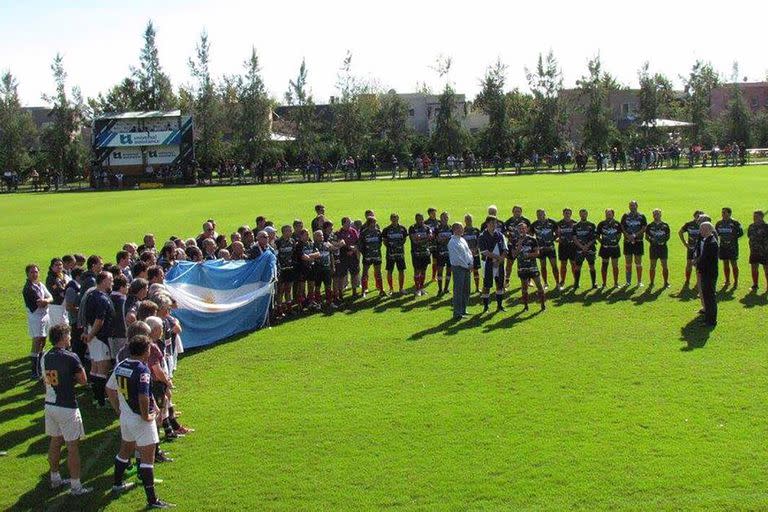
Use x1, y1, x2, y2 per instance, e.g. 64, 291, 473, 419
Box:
70, 479, 81, 489
50, 471, 61, 482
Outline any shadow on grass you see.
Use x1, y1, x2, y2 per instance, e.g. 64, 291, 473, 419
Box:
670, 284, 698, 302
408, 311, 490, 341
630, 285, 666, 306
679, 317, 715, 351
740, 289, 768, 309
716, 285, 738, 303
482, 307, 543, 333
0, 357, 34, 396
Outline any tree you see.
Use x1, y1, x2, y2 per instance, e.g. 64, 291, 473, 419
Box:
89, 78, 140, 114
722, 62, 752, 145
235, 47, 272, 165
0, 71, 36, 174
284, 58, 318, 161
577, 54, 617, 154
41, 54, 89, 180
475, 59, 513, 157
132, 20, 177, 111
332, 51, 377, 158
526, 50, 565, 154
375, 90, 411, 158
188, 30, 223, 170
430, 83, 467, 156
681, 60, 720, 143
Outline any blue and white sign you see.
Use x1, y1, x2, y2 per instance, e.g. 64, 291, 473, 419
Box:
96, 130, 181, 148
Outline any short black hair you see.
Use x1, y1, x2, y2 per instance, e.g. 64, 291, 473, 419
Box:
128, 335, 151, 357
86, 255, 102, 270
132, 260, 149, 277
147, 265, 163, 281
113, 274, 128, 291
71, 267, 84, 280
49, 323, 71, 346
116, 250, 130, 262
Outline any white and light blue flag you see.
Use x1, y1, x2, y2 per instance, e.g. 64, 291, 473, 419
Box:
164, 253, 277, 349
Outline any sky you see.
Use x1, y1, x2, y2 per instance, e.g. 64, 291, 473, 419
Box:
1, 0, 766, 107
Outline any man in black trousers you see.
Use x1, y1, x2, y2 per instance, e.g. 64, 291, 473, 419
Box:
697, 222, 719, 327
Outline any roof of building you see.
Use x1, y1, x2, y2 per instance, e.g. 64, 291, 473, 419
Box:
96, 110, 181, 120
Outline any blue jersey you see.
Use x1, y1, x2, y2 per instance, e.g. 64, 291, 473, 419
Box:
42, 348, 83, 409
111, 359, 152, 416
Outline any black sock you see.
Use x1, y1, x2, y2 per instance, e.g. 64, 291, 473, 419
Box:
496, 293, 503, 308
168, 407, 181, 431
36, 353, 43, 375
482, 296, 489, 308
94, 376, 107, 405
139, 464, 157, 504
29, 356, 38, 376
574, 270, 581, 287
114, 456, 130, 486
162, 418, 173, 436
590, 269, 596, 286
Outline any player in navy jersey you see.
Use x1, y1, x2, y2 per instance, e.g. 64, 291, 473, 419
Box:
323, 221, 347, 305
294, 229, 320, 309
747, 210, 768, 291
620, 200, 648, 286
573, 209, 597, 289
107, 335, 173, 508
83, 271, 115, 407
42, 324, 91, 495
514, 223, 546, 310
531, 209, 560, 290
435, 212, 453, 295
275, 226, 296, 316
382, 213, 408, 294
359, 217, 384, 297
462, 214, 482, 293
557, 208, 577, 290
425, 208, 439, 281
715, 207, 744, 288
409, 214, 432, 295
646, 208, 671, 288
596, 209, 622, 287
503, 206, 530, 289
312, 229, 335, 309
678, 210, 703, 288
478, 216, 508, 312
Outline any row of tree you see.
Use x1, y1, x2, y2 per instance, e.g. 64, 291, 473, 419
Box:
2, 21, 768, 179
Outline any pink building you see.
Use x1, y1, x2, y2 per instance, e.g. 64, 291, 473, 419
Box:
710, 82, 768, 119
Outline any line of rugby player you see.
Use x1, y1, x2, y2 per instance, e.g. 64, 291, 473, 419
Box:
272, 202, 768, 315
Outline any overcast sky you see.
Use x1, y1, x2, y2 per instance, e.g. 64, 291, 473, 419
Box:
2, 0, 766, 107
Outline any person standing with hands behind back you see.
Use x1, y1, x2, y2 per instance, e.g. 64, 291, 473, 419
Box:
447, 223, 473, 319
697, 222, 719, 327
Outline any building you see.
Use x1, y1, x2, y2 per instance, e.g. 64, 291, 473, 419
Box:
559, 88, 643, 145
398, 92, 488, 137
710, 82, 768, 119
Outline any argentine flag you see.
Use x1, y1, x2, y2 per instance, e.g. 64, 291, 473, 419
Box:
164, 253, 277, 349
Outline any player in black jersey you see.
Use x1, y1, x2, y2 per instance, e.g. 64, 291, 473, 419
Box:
748, 210, 768, 291
312, 229, 335, 309
323, 221, 346, 305
503, 206, 531, 289
715, 207, 744, 288
294, 229, 320, 309
677, 210, 703, 288
359, 216, 384, 297
409, 213, 432, 295
531, 209, 560, 290
646, 208, 671, 288
478, 216, 508, 312
425, 207, 439, 281
596, 209, 622, 287
462, 214, 482, 292
42, 324, 91, 495
275, 225, 296, 316
435, 212, 453, 294
620, 200, 648, 287
107, 335, 173, 508
557, 208, 577, 290
382, 213, 408, 294
573, 209, 597, 289
514, 223, 546, 310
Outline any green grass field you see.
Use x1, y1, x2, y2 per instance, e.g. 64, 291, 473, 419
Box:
2, 166, 768, 511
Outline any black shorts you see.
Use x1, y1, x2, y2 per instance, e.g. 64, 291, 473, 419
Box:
517, 267, 540, 280
298, 266, 314, 282
718, 245, 738, 261
278, 267, 296, 283
437, 252, 450, 268
472, 254, 481, 270
362, 257, 382, 266
686, 247, 697, 261
483, 259, 505, 290
313, 267, 332, 288
749, 252, 768, 265
538, 246, 556, 260
558, 244, 576, 262
624, 241, 644, 256
412, 254, 431, 271
344, 253, 360, 274
151, 381, 168, 409
599, 246, 621, 259
575, 250, 596, 265
333, 259, 346, 278
649, 244, 668, 260
386, 256, 406, 272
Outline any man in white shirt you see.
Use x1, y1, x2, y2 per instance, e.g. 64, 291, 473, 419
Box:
448, 223, 473, 319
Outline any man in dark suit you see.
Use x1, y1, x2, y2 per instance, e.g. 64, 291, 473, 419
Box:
697, 222, 719, 327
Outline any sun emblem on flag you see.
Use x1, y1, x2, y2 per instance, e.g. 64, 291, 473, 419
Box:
202, 292, 216, 304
